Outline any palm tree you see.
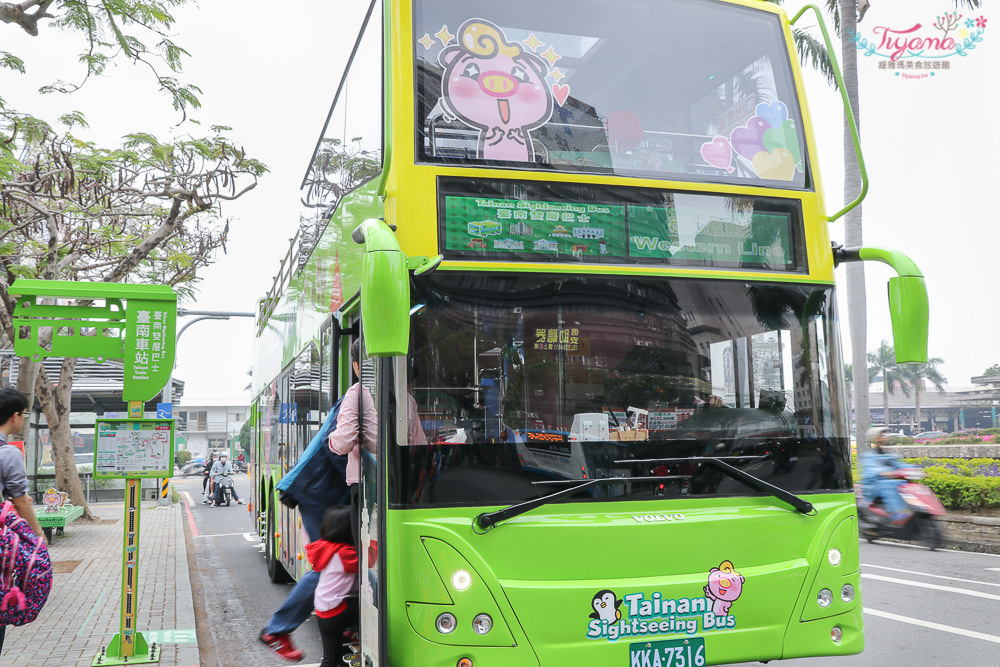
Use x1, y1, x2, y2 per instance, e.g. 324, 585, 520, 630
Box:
840, 0, 977, 446
763, 2, 839, 84
901, 358, 947, 433
772, 0, 979, 447
867, 341, 910, 430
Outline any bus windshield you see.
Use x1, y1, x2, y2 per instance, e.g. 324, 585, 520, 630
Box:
415, 0, 808, 188
392, 274, 850, 508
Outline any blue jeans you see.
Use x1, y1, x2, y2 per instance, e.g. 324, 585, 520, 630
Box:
263, 508, 322, 636
872, 478, 907, 514
264, 569, 320, 635
213, 484, 240, 505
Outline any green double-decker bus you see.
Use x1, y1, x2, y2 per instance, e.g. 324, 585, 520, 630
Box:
251, 1, 929, 664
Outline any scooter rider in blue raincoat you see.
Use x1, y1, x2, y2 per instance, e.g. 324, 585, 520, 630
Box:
860, 427, 912, 524
210, 453, 243, 506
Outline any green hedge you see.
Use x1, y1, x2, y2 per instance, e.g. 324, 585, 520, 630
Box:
921, 473, 1000, 510
901, 457, 1000, 511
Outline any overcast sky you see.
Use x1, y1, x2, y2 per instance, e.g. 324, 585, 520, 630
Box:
2, 0, 996, 405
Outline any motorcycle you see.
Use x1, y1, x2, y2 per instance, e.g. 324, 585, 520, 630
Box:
857, 467, 946, 549
216, 472, 235, 506
233, 459, 248, 474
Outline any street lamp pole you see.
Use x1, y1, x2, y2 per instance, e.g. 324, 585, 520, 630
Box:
159, 308, 256, 505
161, 308, 256, 405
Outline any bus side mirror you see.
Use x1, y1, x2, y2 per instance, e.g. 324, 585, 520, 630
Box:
888, 276, 928, 364
353, 218, 410, 356
833, 245, 928, 365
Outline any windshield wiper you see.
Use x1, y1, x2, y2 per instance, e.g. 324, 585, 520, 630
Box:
474, 476, 687, 531
617, 456, 814, 515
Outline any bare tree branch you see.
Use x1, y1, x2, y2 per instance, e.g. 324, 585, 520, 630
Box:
0, 127, 265, 515
0, 0, 55, 36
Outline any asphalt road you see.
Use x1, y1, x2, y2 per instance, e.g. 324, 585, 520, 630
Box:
176, 473, 1000, 666
175, 473, 325, 667
733, 539, 1000, 667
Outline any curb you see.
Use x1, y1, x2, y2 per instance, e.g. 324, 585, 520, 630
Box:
867, 514, 1000, 554
173, 502, 201, 665
938, 513, 1000, 555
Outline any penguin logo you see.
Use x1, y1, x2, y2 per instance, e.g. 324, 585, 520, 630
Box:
589, 589, 623, 621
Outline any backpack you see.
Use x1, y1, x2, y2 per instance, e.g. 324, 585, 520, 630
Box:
0, 500, 53, 626
277, 393, 351, 524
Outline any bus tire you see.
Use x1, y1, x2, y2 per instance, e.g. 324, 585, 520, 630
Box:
266, 498, 292, 583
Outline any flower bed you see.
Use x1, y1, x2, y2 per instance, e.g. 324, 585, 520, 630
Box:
903, 457, 1000, 511
923, 428, 1000, 444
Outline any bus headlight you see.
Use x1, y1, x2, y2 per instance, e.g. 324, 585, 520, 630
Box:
817, 589, 833, 607
827, 548, 842, 566
841, 584, 855, 603
831, 626, 843, 643
452, 570, 472, 591
472, 613, 493, 635
436, 613, 457, 634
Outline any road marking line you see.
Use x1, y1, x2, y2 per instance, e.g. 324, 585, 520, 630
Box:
181, 491, 199, 538
865, 608, 1000, 644
862, 538, 1000, 558
243, 532, 260, 542
987, 568, 1000, 572
863, 563, 1000, 588
195, 532, 251, 538
866, 539, 925, 550
861, 573, 1000, 601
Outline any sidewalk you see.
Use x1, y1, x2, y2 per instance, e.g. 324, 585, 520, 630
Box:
3, 501, 199, 667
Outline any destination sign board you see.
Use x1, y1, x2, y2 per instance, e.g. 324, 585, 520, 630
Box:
441, 181, 801, 271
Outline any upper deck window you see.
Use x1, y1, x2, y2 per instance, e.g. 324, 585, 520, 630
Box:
414, 0, 809, 189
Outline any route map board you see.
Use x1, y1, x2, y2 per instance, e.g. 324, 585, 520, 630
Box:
94, 418, 174, 479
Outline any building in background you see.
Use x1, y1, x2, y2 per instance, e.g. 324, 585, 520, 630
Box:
175, 403, 249, 458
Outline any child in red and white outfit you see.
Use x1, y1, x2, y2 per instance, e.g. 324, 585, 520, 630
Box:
306, 506, 358, 667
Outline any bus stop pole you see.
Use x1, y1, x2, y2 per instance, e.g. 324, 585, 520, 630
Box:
96, 401, 156, 665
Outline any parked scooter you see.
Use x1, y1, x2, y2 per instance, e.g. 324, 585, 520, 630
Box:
216, 471, 235, 506
857, 467, 946, 549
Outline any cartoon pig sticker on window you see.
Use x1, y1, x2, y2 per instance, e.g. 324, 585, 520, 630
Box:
439, 19, 554, 163
704, 560, 744, 616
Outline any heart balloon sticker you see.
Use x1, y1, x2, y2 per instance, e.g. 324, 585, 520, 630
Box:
755, 101, 789, 133
763, 119, 802, 171
730, 117, 770, 160
752, 148, 796, 182
700, 136, 734, 172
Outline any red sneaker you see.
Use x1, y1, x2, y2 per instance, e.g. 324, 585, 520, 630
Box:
259, 631, 304, 662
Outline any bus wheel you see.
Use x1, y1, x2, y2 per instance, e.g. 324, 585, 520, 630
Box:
266, 499, 292, 583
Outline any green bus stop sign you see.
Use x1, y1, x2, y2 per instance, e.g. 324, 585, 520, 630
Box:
9, 280, 177, 402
